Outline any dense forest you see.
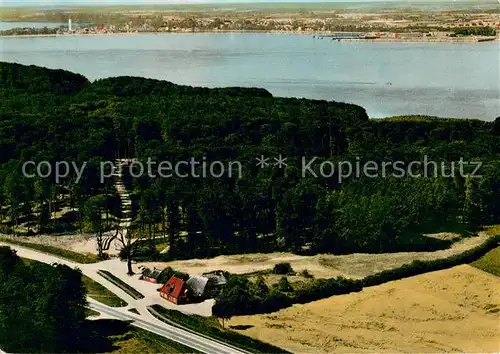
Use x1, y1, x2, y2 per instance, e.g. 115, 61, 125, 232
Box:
1, 61, 499, 262
453, 27, 497, 36
0, 26, 59, 36
0, 246, 87, 352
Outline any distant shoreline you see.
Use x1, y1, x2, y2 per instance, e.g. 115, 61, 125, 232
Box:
1, 31, 498, 43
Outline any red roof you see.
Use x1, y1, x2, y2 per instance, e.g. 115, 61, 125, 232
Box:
159, 276, 187, 300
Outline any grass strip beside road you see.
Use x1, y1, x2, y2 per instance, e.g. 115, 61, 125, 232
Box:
83, 319, 199, 353
149, 304, 290, 354
124, 326, 200, 354
97, 270, 145, 300
0, 237, 98, 264
85, 308, 101, 317
83, 275, 128, 307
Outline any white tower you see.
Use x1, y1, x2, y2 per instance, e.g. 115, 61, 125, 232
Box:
68, 19, 72, 31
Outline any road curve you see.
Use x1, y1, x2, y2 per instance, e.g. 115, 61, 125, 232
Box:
0, 242, 249, 354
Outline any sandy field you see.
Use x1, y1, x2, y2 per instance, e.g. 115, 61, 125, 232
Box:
228, 265, 500, 353
1, 228, 497, 280
0, 232, 124, 256
143, 231, 492, 279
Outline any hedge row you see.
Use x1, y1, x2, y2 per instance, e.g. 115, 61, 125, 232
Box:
361, 234, 500, 288
216, 234, 500, 317
149, 304, 290, 354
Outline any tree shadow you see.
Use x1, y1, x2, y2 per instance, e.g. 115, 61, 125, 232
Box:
229, 324, 254, 330
78, 319, 134, 353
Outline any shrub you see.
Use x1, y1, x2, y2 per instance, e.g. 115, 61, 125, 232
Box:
157, 266, 189, 283
276, 277, 293, 292
0, 225, 13, 234
261, 288, 293, 312
252, 275, 269, 296
97, 252, 109, 261
272, 262, 294, 275
300, 269, 314, 278
493, 117, 500, 136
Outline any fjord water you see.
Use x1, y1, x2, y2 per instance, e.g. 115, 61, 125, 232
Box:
1, 32, 498, 120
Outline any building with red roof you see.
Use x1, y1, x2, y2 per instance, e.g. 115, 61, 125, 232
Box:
159, 276, 188, 304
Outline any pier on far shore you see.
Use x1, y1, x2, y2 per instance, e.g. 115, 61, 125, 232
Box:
312, 31, 498, 42
313, 32, 376, 40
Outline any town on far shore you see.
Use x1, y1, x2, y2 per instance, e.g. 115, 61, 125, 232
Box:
1, 6, 499, 42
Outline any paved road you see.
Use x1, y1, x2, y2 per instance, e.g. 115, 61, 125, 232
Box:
88, 299, 247, 354
0, 242, 249, 354
0, 161, 251, 354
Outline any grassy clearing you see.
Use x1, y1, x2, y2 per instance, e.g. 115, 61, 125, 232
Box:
83, 275, 128, 307
0, 237, 98, 264
155, 242, 169, 253
471, 246, 500, 277
482, 224, 500, 237
471, 226, 500, 277
149, 305, 289, 354
243, 265, 314, 287
97, 270, 145, 300
147, 226, 497, 280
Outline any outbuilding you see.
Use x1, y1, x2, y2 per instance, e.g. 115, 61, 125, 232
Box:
140, 267, 161, 283
186, 276, 209, 298
202, 270, 228, 287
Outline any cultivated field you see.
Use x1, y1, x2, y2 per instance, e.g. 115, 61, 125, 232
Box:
227, 264, 500, 353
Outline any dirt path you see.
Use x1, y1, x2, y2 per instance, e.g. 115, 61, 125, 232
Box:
105, 159, 134, 255
0, 160, 135, 256
228, 265, 500, 353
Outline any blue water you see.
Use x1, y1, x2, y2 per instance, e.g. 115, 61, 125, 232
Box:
1, 32, 498, 120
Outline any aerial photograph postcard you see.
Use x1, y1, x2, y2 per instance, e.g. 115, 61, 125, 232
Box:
0, 0, 499, 353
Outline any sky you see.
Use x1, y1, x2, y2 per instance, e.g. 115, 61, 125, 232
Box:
0, 0, 431, 5
0, 0, 483, 7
